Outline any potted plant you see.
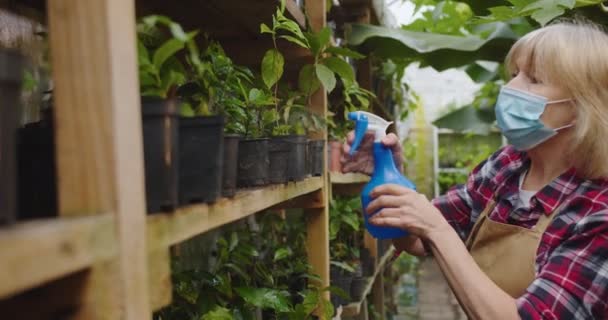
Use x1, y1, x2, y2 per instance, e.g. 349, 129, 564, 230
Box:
236, 80, 275, 187
176, 41, 253, 203
137, 15, 198, 212
0, 48, 25, 225
329, 196, 366, 306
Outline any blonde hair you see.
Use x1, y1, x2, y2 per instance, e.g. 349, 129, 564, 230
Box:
505, 20, 608, 179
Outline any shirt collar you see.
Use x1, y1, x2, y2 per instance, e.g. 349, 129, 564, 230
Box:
494, 150, 582, 215
535, 167, 581, 215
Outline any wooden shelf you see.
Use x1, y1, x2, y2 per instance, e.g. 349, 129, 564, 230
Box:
341, 246, 395, 317
0, 215, 116, 299
330, 173, 370, 196
330, 172, 370, 184
147, 177, 323, 250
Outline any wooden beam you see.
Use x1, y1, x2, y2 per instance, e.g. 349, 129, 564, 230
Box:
0, 215, 116, 299
147, 177, 324, 251
304, 0, 331, 309
47, 0, 150, 318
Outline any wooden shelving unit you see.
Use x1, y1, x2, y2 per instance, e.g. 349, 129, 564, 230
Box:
330, 172, 370, 185
147, 177, 323, 250
0, 0, 331, 319
330, 172, 370, 196
1, 0, 397, 318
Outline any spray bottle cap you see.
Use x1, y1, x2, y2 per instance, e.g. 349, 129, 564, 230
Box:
347, 111, 392, 156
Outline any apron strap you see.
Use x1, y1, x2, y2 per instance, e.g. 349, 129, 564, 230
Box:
465, 197, 498, 249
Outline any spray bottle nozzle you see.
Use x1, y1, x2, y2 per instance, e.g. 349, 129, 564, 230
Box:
348, 112, 368, 156
348, 111, 392, 156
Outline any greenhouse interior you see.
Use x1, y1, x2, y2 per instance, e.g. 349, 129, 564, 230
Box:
2, 0, 608, 319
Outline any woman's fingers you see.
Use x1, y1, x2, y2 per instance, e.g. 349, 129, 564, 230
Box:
366, 195, 405, 214
371, 184, 416, 198
382, 133, 399, 147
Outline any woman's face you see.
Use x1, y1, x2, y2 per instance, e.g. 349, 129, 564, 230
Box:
506, 55, 576, 129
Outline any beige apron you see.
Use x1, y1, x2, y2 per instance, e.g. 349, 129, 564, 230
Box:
464, 197, 562, 298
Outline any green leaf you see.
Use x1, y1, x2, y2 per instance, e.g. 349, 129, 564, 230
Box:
298, 64, 321, 94
201, 306, 233, 320
137, 40, 151, 66
323, 57, 355, 84
260, 23, 273, 34
152, 38, 185, 70
315, 64, 336, 92
279, 35, 309, 48
317, 27, 331, 49
235, 287, 292, 312
248, 88, 262, 104
305, 32, 321, 57
229, 232, 239, 252
464, 61, 500, 83
274, 247, 293, 261
261, 49, 284, 89
530, 5, 566, 26
432, 105, 495, 134
346, 22, 520, 70
326, 46, 365, 59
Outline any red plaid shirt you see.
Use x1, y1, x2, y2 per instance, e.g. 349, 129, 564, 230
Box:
432, 146, 608, 319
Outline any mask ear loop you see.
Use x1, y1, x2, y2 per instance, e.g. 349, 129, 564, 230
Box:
544, 98, 576, 131
546, 98, 573, 105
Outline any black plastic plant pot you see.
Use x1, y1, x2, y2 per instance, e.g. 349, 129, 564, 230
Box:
268, 136, 290, 184
141, 97, 179, 213
285, 135, 307, 181
308, 139, 325, 177
178, 116, 224, 205
0, 49, 24, 225
222, 134, 240, 197
17, 114, 57, 221
350, 276, 368, 302
330, 265, 354, 307
237, 138, 269, 187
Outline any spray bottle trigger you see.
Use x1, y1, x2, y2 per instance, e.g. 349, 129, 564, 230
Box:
348, 112, 368, 156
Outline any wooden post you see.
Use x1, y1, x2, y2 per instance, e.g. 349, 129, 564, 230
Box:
47, 0, 150, 318
304, 0, 330, 303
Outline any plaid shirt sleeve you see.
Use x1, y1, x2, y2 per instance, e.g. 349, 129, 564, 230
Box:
517, 210, 608, 319
432, 147, 507, 241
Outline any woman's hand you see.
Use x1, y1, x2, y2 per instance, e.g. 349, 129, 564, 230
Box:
366, 184, 451, 240
340, 131, 403, 175
393, 235, 428, 257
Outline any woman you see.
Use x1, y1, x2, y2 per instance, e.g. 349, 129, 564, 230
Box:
341, 21, 608, 319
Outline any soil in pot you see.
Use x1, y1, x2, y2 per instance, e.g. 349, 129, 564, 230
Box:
329, 140, 343, 173
222, 134, 240, 197
237, 138, 269, 187
178, 116, 224, 204
0, 49, 24, 225
285, 135, 306, 181
308, 139, 324, 176
268, 136, 290, 184
141, 97, 179, 213
17, 115, 57, 220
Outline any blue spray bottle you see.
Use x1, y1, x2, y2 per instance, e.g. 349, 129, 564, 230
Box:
348, 111, 416, 239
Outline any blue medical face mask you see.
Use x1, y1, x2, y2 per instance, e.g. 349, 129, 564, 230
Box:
495, 86, 573, 151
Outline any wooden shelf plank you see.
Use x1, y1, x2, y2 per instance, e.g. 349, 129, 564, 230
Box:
147, 177, 323, 250
330, 173, 370, 196
330, 172, 370, 184
0, 215, 116, 299
341, 246, 395, 317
